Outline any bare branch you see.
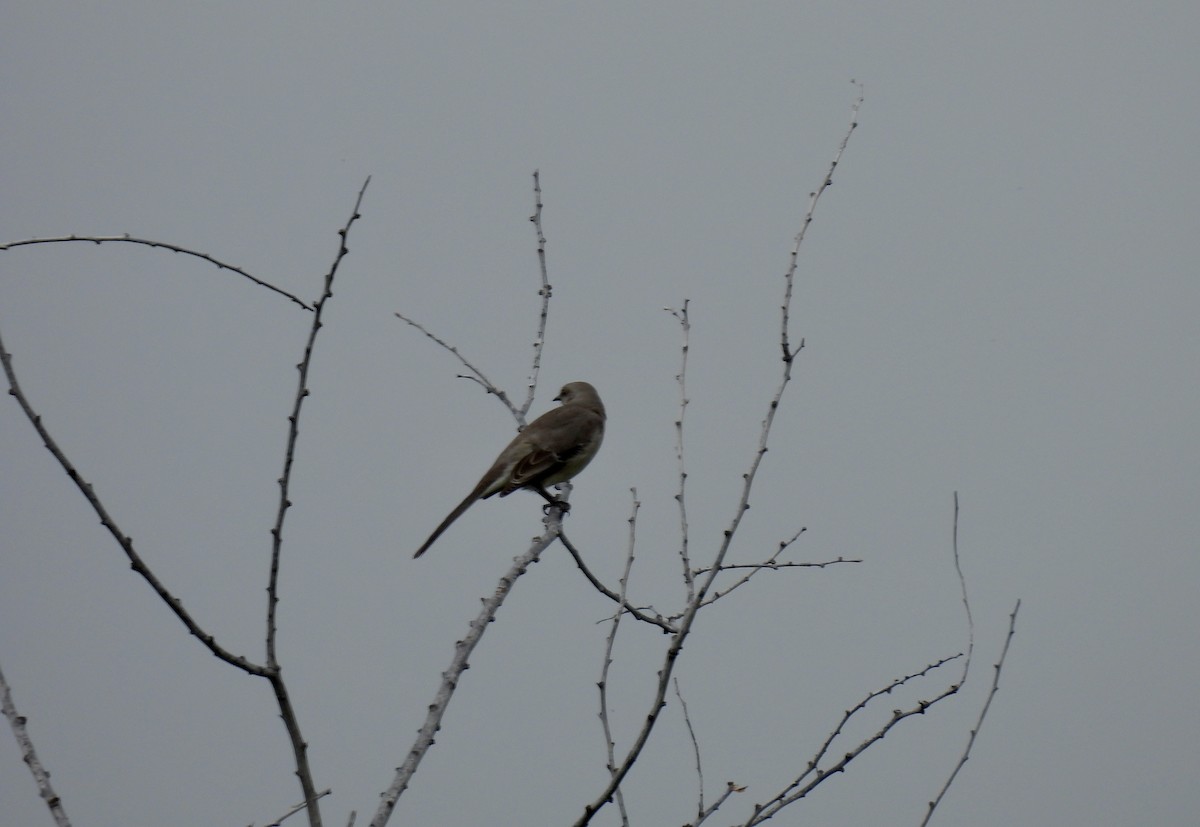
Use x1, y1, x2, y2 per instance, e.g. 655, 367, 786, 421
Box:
664, 301, 695, 601
950, 492, 975, 671
267, 176, 370, 664
743, 653, 964, 825
573, 477, 765, 824
741, 491, 1003, 824
265, 176, 371, 827
0, 234, 312, 311
392, 313, 520, 420
781, 81, 862, 361
691, 559, 864, 615
523, 170, 553, 416
697, 556, 864, 576
559, 531, 676, 633
690, 528, 807, 576
691, 781, 745, 827
0, 324, 268, 676
596, 490, 642, 827
369, 506, 569, 827
394, 171, 562, 423
0, 659, 72, 827
261, 788, 332, 827
683, 530, 839, 615
573, 91, 865, 827
921, 600, 1022, 826
2, 179, 372, 827
674, 677, 705, 821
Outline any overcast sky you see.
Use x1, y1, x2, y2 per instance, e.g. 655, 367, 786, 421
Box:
2, 3, 1198, 826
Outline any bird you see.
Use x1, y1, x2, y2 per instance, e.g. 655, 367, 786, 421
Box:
413, 381, 606, 558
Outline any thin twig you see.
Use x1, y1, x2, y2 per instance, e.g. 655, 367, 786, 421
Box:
690, 528, 806, 576
559, 531, 676, 633
523, 170, 553, 416
665, 302, 695, 601
262, 788, 332, 827
392, 313, 519, 420
950, 492, 975, 672
0, 235, 312, 311
681, 530, 837, 616
780, 81, 862, 361
691, 781, 745, 827
267, 176, 370, 663
596, 490, 641, 827
744, 494, 998, 820
696, 554, 865, 575
743, 653, 964, 825
394, 171, 560, 421
916, 496, 1012, 820
921, 600, 1022, 825
674, 677, 705, 820
0, 659, 71, 827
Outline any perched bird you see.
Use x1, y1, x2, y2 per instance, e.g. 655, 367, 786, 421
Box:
413, 381, 606, 558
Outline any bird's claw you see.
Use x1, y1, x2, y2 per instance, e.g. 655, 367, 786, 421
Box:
542, 499, 571, 515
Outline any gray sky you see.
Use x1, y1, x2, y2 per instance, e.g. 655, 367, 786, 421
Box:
2, 2, 1198, 825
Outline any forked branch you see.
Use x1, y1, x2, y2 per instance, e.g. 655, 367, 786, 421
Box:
573, 90, 865, 827
0, 178, 372, 827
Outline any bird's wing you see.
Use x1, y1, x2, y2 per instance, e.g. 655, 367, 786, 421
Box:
500, 404, 603, 494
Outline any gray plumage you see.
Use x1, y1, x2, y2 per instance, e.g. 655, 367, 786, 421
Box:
413, 382, 606, 558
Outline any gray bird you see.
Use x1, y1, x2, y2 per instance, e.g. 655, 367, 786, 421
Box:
413, 381, 606, 557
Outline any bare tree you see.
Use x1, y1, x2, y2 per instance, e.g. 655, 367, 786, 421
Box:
1, 92, 1018, 826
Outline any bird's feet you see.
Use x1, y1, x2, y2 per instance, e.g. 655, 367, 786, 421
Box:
542, 499, 571, 515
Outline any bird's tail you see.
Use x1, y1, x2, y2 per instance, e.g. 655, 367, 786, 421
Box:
413, 488, 482, 558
